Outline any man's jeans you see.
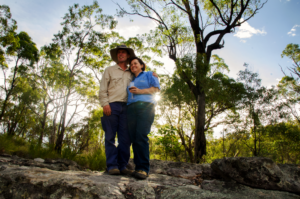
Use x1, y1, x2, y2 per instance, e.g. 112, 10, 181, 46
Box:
101, 102, 131, 171
127, 102, 155, 174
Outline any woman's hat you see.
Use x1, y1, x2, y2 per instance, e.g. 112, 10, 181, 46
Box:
110, 45, 136, 63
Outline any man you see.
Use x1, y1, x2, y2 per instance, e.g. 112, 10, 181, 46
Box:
99, 45, 134, 175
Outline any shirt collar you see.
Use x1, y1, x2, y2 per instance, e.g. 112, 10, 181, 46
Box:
133, 71, 144, 80
115, 64, 129, 71
137, 71, 144, 77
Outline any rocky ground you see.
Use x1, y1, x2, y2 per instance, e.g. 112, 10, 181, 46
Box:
0, 154, 299, 199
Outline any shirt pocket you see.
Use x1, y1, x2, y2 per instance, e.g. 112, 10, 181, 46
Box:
109, 77, 122, 90
137, 77, 150, 89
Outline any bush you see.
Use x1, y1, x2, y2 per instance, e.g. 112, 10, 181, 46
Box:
0, 134, 29, 155
0, 134, 107, 171
75, 147, 106, 171
28, 142, 60, 159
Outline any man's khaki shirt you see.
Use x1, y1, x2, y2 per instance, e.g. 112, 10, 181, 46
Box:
99, 64, 133, 107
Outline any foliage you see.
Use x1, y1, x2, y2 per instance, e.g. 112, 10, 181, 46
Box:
277, 43, 300, 123
75, 147, 106, 171
154, 125, 185, 161
157, 55, 246, 162
0, 134, 28, 155
119, 0, 268, 161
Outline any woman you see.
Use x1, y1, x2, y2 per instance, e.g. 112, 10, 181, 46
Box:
127, 57, 160, 179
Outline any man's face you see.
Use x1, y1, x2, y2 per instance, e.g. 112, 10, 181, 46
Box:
117, 49, 130, 63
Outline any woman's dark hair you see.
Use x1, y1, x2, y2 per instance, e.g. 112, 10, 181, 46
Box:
129, 57, 146, 72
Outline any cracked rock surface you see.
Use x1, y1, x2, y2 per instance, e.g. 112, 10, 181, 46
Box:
0, 155, 299, 199
211, 157, 300, 194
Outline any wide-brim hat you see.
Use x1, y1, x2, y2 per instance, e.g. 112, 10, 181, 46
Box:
110, 45, 136, 63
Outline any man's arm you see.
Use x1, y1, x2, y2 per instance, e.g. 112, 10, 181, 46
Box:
99, 69, 111, 116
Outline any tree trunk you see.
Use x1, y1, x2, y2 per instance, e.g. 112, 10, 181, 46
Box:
0, 59, 19, 122
194, 92, 206, 163
0, 95, 10, 122
178, 129, 194, 163
49, 108, 58, 149
38, 101, 48, 146
55, 92, 70, 154
253, 111, 257, 157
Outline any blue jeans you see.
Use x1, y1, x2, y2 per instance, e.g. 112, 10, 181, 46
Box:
127, 101, 155, 174
101, 102, 131, 171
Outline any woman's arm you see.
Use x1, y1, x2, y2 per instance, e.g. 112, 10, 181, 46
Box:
129, 86, 159, 94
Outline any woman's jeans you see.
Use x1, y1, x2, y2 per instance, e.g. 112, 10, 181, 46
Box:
101, 102, 131, 171
127, 101, 155, 174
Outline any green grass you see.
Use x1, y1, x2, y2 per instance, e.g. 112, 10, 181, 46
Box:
0, 134, 106, 171
75, 148, 106, 171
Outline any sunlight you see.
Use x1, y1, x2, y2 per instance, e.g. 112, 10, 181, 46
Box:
155, 94, 161, 101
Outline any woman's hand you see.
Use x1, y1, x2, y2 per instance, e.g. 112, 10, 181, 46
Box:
129, 86, 142, 94
129, 86, 159, 94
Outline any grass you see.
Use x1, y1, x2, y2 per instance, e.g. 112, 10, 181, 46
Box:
0, 134, 106, 171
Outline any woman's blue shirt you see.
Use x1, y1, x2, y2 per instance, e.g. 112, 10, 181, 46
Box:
127, 71, 160, 105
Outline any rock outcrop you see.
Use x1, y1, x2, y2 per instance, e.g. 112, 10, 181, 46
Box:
0, 154, 299, 199
211, 157, 300, 194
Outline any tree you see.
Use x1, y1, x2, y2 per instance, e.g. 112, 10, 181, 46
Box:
118, 0, 267, 161
263, 122, 300, 164
0, 31, 39, 123
277, 43, 300, 123
157, 54, 245, 162
43, 2, 117, 153
232, 64, 278, 156
0, 5, 17, 66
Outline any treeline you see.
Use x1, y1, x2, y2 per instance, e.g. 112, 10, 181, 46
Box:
0, 2, 299, 170
150, 121, 300, 164
152, 44, 300, 164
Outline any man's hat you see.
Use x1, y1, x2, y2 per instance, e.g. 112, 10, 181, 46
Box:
110, 45, 136, 63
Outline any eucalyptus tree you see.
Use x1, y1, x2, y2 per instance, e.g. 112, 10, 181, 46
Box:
277, 43, 300, 123
235, 64, 277, 156
43, 2, 118, 153
0, 5, 41, 138
4, 76, 40, 137
118, 0, 267, 161
0, 5, 17, 66
25, 46, 68, 146
0, 6, 39, 124
0, 31, 39, 123
158, 55, 245, 162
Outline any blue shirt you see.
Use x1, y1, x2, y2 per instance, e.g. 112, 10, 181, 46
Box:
127, 71, 160, 105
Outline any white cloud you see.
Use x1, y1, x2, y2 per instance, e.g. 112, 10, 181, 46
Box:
241, 40, 247, 43
234, 20, 267, 39
288, 25, 300, 37
114, 17, 157, 39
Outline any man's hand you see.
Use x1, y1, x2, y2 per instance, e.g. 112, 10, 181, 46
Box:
103, 104, 111, 116
153, 72, 159, 78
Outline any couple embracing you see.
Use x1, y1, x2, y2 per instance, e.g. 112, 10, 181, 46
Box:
99, 45, 160, 179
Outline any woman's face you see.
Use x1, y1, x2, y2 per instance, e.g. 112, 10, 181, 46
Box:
130, 59, 144, 74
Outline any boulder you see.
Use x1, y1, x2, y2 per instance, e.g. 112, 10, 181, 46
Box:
211, 157, 300, 194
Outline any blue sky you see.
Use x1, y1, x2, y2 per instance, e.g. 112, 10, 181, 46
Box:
1, 0, 299, 87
